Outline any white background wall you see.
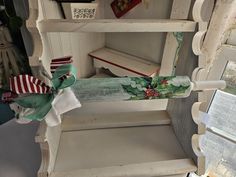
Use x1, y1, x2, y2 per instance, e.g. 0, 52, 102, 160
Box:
104, 0, 172, 63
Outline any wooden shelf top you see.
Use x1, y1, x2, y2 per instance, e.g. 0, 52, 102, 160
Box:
89, 47, 160, 77
38, 19, 196, 33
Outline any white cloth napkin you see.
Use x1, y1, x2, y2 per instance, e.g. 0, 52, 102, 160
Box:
45, 88, 81, 127
10, 88, 81, 127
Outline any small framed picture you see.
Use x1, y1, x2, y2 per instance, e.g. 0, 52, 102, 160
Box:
61, 2, 97, 19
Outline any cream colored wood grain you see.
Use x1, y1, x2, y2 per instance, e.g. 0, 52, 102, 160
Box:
227, 28, 236, 46
159, 0, 192, 76
38, 19, 196, 33
54, 126, 190, 172
51, 159, 196, 177
90, 47, 160, 76
35, 122, 62, 177
62, 110, 171, 131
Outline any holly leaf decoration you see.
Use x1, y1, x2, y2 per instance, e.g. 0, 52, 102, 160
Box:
173, 85, 190, 95
151, 76, 174, 88
122, 84, 145, 99
173, 32, 184, 44
130, 77, 150, 87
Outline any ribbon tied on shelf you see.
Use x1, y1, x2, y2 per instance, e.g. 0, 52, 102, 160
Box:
7, 57, 81, 126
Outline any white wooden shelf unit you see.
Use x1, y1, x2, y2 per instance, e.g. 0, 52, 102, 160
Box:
35, 0, 198, 79
25, 0, 220, 177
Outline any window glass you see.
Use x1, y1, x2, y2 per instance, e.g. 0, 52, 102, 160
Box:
201, 131, 236, 177
201, 61, 236, 177
206, 61, 236, 137
207, 90, 236, 137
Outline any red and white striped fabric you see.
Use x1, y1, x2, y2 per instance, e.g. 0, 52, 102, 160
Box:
50, 56, 73, 74
10, 75, 51, 94
9, 56, 73, 95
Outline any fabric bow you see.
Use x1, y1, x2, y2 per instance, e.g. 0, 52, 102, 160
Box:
9, 57, 80, 125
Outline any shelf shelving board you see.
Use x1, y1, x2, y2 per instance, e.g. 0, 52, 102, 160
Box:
62, 110, 171, 131
51, 159, 196, 177
53, 125, 196, 177
89, 47, 160, 77
38, 19, 197, 33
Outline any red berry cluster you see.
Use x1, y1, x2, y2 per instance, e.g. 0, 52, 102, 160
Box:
145, 88, 159, 98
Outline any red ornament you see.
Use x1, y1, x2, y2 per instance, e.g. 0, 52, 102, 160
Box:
111, 0, 142, 18
145, 89, 159, 98
161, 79, 168, 85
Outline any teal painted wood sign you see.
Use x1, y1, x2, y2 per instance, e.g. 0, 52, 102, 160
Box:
73, 76, 192, 102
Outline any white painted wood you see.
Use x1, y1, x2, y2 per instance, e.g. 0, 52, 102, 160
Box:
28, 1, 199, 176
66, 99, 168, 115
94, 60, 143, 76
192, 0, 215, 22
202, 58, 228, 113
104, 0, 172, 64
54, 126, 189, 171
104, 0, 173, 64
227, 28, 236, 46
35, 122, 61, 177
195, 68, 207, 81
51, 159, 195, 177
38, 19, 196, 33
191, 3, 236, 175
159, 0, 192, 76
165, 175, 188, 177
192, 0, 214, 69
192, 80, 226, 91
191, 134, 204, 158
105, 32, 165, 64
159, 0, 192, 119
26, 0, 44, 79
191, 134, 205, 176
38, 0, 64, 73
216, 44, 236, 63
38, 0, 105, 77
192, 31, 206, 55
164, 175, 187, 177
74, 33, 105, 77
170, 0, 191, 19
202, 0, 236, 75
62, 111, 171, 131
191, 102, 207, 132
191, 67, 202, 81
90, 47, 160, 77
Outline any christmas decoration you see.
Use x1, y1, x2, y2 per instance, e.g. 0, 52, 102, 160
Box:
72, 76, 193, 102
111, 0, 142, 18
1, 57, 80, 126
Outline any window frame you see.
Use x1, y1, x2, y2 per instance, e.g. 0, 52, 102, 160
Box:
205, 44, 236, 143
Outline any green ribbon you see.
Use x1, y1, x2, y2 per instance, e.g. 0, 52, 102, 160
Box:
13, 64, 77, 121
